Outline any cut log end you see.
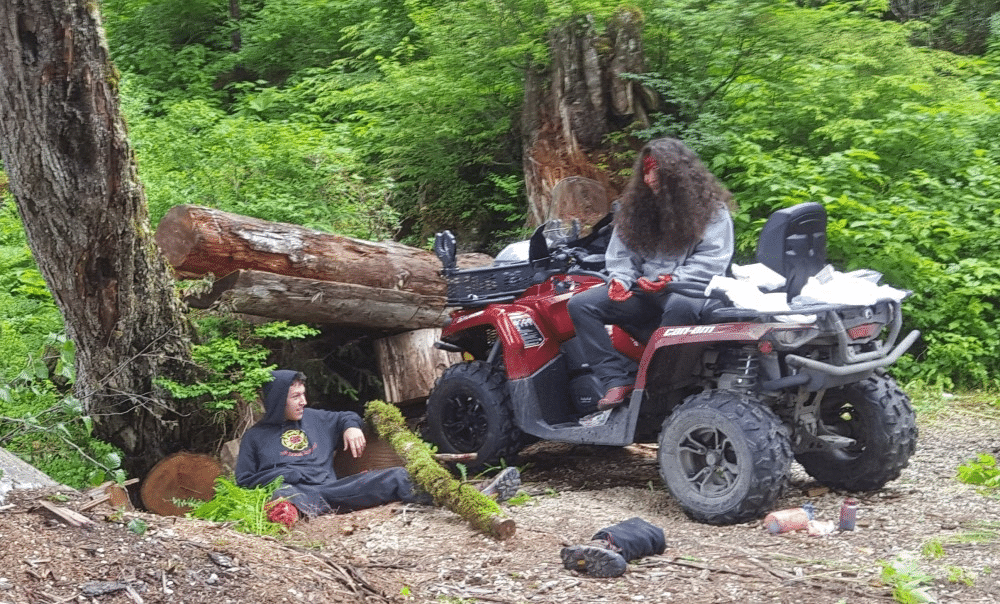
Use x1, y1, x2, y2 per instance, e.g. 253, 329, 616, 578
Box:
491, 517, 517, 540
140, 452, 223, 516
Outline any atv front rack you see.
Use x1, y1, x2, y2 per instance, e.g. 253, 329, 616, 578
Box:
439, 262, 540, 307
434, 229, 548, 307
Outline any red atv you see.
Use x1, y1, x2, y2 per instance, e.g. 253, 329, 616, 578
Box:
426, 203, 919, 524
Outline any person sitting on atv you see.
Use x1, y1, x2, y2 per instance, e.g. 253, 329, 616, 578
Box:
567, 137, 736, 411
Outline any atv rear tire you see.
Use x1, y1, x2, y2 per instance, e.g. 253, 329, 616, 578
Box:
658, 390, 792, 525
796, 374, 916, 491
425, 361, 523, 472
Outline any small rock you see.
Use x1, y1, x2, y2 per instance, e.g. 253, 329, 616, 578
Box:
209, 552, 235, 568
80, 581, 128, 597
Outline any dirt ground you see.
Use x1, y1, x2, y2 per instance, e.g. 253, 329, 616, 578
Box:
2, 404, 999, 604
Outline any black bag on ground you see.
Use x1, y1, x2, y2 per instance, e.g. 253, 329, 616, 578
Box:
592, 516, 666, 562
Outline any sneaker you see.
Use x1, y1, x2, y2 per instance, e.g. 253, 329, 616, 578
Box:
560, 542, 628, 578
596, 385, 633, 411
479, 466, 521, 503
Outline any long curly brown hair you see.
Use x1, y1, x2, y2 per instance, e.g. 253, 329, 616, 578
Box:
616, 138, 735, 257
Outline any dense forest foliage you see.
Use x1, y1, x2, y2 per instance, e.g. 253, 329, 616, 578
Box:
1, 0, 998, 485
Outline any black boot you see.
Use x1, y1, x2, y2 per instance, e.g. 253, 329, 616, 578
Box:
561, 517, 665, 578
560, 540, 628, 577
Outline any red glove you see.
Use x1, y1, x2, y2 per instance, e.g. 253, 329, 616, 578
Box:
265, 500, 299, 528
608, 279, 633, 301
637, 274, 673, 293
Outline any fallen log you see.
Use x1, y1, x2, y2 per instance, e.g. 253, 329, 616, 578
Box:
364, 400, 515, 540
155, 204, 447, 296
185, 269, 450, 331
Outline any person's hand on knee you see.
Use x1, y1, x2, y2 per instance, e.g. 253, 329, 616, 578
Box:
343, 427, 366, 458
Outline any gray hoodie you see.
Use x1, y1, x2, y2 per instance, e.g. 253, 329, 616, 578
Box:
604, 205, 734, 288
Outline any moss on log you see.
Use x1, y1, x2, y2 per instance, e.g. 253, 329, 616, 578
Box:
364, 400, 516, 540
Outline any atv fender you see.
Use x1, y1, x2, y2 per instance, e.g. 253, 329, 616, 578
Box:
441, 305, 568, 379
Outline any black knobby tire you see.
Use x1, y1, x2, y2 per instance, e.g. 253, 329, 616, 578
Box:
658, 390, 793, 525
796, 374, 917, 492
425, 361, 523, 471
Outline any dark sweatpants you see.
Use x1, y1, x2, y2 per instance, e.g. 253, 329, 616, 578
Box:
567, 284, 703, 391
275, 466, 423, 517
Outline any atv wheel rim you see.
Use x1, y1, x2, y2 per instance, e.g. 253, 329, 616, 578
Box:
440, 392, 489, 452
677, 425, 739, 497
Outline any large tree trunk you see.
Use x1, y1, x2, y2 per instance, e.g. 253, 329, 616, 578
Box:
0, 1, 205, 478
522, 8, 653, 230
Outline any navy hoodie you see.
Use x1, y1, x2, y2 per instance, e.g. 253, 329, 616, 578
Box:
235, 370, 363, 494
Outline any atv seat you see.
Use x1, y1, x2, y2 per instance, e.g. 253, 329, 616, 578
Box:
755, 202, 827, 301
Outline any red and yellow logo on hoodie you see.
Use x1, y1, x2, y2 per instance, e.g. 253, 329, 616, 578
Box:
281, 429, 309, 451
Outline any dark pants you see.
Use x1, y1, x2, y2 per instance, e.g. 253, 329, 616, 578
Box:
275, 466, 423, 517
567, 284, 703, 391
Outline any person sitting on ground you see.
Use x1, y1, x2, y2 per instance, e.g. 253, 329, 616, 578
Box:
235, 369, 521, 527
567, 137, 736, 412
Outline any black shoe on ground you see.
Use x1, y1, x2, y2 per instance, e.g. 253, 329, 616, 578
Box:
560, 543, 628, 578
479, 467, 521, 503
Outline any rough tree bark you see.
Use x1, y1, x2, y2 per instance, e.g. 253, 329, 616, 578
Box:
156, 204, 448, 295
0, 1, 207, 477
522, 8, 653, 229
185, 269, 452, 331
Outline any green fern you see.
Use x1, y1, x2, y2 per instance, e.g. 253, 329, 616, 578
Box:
188, 476, 287, 536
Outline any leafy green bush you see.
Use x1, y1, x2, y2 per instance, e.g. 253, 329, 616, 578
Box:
124, 94, 399, 239
640, 1, 1000, 388
0, 203, 64, 382
0, 335, 125, 488
156, 318, 320, 412
957, 454, 1000, 491
188, 475, 286, 536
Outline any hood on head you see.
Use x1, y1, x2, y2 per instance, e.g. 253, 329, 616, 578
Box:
259, 369, 302, 425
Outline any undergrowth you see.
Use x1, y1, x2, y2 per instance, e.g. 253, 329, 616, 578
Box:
186, 475, 287, 536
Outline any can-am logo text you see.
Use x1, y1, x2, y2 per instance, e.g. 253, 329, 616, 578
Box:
663, 325, 717, 337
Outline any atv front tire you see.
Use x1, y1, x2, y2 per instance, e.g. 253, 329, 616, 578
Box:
658, 390, 792, 525
425, 361, 523, 472
796, 374, 917, 491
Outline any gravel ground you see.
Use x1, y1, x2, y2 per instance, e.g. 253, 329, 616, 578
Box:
1, 401, 998, 604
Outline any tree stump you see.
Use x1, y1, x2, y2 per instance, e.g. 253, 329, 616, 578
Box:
333, 429, 406, 477
374, 328, 462, 404
140, 452, 224, 516
546, 176, 611, 232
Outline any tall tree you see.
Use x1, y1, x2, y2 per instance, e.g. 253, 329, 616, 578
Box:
0, 1, 206, 477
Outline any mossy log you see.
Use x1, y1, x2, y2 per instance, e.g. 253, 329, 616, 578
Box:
364, 400, 516, 541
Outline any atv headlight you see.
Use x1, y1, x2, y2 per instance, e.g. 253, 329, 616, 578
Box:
768, 326, 820, 349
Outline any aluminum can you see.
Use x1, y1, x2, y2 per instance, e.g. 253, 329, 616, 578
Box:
838, 498, 858, 531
